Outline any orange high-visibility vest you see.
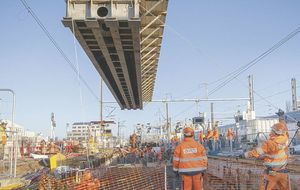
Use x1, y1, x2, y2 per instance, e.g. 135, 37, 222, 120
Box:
212, 129, 219, 141
245, 134, 288, 170
227, 129, 234, 140
206, 130, 213, 140
173, 137, 207, 175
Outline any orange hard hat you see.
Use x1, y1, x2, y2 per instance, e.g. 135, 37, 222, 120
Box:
271, 123, 287, 135
183, 127, 194, 136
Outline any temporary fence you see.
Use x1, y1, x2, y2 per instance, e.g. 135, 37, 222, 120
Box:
206, 157, 262, 190
167, 156, 300, 190
93, 166, 166, 190
205, 156, 300, 190
37, 165, 167, 190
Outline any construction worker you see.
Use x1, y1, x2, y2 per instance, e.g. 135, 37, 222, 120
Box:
0, 121, 7, 160
171, 136, 180, 148
0, 121, 7, 144
198, 131, 205, 145
206, 128, 214, 151
212, 127, 219, 151
130, 133, 138, 148
242, 123, 290, 190
173, 127, 207, 190
276, 109, 289, 139
227, 128, 234, 152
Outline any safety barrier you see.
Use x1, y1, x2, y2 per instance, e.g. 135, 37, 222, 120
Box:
37, 165, 167, 190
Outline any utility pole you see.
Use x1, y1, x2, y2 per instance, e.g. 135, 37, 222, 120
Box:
165, 102, 170, 140
0, 89, 16, 177
210, 103, 214, 129
291, 78, 297, 111
100, 78, 103, 147
117, 121, 120, 138
248, 75, 254, 111
50, 113, 56, 140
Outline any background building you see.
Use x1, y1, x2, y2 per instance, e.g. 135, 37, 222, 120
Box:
67, 120, 117, 148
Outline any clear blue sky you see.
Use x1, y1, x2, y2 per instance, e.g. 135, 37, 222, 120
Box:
0, 0, 299, 138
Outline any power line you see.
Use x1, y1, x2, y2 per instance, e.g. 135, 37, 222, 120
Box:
172, 103, 196, 120
208, 26, 300, 96
234, 77, 299, 123
141, 3, 300, 101
19, 0, 99, 100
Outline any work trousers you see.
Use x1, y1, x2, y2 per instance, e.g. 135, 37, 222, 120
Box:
229, 140, 233, 152
213, 140, 220, 151
181, 173, 202, 190
207, 140, 213, 151
199, 140, 204, 145
261, 172, 290, 190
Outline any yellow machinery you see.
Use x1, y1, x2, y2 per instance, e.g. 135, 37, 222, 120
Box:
50, 153, 66, 170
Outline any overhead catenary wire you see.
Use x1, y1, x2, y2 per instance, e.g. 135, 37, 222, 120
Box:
19, 0, 99, 100
208, 26, 300, 96
255, 75, 300, 93
233, 77, 299, 123
172, 103, 196, 120
141, 3, 300, 128
139, 4, 228, 88
140, 3, 300, 102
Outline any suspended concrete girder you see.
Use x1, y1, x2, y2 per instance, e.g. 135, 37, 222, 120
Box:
62, 0, 169, 109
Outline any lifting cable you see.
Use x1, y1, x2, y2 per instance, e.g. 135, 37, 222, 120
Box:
71, 18, 86, 121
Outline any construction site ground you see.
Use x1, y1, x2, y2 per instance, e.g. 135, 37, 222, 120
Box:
0, 149, 299, 189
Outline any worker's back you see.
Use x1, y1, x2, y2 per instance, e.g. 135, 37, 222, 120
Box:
173, 137, 207, 175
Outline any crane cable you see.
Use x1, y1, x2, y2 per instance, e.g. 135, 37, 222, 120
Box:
71, 18, 87, 121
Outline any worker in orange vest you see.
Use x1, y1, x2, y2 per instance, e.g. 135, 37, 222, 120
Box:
241, 123, 290, 190
212, 127, 219, 151
171, 136, 179, 149
206, 128, 214, 151
226, 128, 234, 152
0, 121, 7, 160
198, 131, 205, 145
173, 127, 207, 190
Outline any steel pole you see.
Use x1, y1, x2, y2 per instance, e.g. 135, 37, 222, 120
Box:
0, 89, 15, 177
100, 78, 104, 148
166, 102, 170, 141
